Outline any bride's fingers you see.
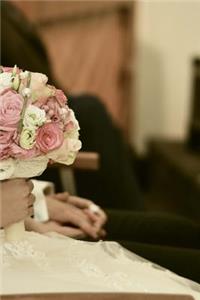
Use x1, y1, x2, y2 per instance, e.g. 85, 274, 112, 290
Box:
27, 193, 36, 207
54, 194, 107, 225
67, 196, 92, 209
27, 205, 34, 216
84, 209, 104, 237
54, 192, 70, 202
84, 208, 107, 228
65, 207, 99, 239
47, 195, 102, 239
84, 209, 99, 223
58, 226, 86, 239
67, 197, 108, 226
32, 220, 86, 239
27, 179, 34, 192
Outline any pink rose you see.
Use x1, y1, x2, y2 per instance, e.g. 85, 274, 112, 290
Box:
0, 143, 9, 160
44, 97, 62, 122
2, 67, 13, 73
8, 143, 28, 158
0, 130, 15, 144
8, 143, 39, 159
2, 66, 21, 73
0, 130, 16, 160
55, 89, 67, 106
36, 122, 64, 153
0, 89, 23, 128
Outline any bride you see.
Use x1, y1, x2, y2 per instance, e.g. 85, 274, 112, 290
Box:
0, 179, 200, 299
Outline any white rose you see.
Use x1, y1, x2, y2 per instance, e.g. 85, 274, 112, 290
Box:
68, 109, 80, 130
64, 109, 80, 139
20, 127, 36, 149
65, 152, 77, 165
19, 71, 29, 80
0, 73, 12, 91
19, 70, 48, 90
46, 137, 81, 166
30, 72, 48, 90
19, 71, 53, 103
65, 139, 82, 165
64, 129, 79, 140
67, 138, 82, 152
0, 158, 16, 180
23, 105, 46, 128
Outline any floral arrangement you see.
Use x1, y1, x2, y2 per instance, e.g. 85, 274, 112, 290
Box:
0, 66, 81, 180
0, 66, 82, 241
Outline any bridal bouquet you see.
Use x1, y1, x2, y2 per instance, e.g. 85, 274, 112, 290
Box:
0, 66, 81, 240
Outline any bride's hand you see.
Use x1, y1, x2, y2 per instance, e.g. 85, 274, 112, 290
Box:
25, 218, 86, 239
0, 179, 35, 228
54, 193, 107, 237
46, 195, 102, 239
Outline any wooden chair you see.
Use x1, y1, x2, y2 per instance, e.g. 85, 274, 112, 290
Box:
67, 151, 99, 171
51, 151, 100, 194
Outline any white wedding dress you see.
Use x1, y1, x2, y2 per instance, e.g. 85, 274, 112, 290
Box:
0, 180, 199, 298
1, 229, 200, 299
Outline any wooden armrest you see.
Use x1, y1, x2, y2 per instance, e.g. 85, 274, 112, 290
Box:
73, 151, 100, 170
52, 151, 100, 171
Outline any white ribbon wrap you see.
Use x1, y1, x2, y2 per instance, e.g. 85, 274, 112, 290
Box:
32, 180, 55, 223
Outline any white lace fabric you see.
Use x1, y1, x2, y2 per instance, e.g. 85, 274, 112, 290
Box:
0, 230, 200, 298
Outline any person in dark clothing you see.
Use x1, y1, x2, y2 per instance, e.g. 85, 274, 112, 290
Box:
105, 211, 200, 282
1, 0, 142, 210
1, 1, 200, 283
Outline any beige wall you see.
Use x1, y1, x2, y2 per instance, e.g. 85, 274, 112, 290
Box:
132, 0, 200, 152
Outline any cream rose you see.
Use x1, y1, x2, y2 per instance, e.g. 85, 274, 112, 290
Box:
20, 128, 36, 150
12, 75, 20, 91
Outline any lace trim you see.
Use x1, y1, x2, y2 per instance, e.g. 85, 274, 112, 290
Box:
63, 240, 151, 291
0, 240, 49, 270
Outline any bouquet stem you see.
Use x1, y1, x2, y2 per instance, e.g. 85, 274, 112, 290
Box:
4, 220, 25, 242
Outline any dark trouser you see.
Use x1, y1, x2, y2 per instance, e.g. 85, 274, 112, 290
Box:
105, 210, 200, 283
69, 94, 142, 210
121, 242, 200, 284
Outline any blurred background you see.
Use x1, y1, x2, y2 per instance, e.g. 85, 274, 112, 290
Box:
9, 0, 200, 220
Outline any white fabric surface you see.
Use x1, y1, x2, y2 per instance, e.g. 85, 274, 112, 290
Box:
0, 230, 199, 298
